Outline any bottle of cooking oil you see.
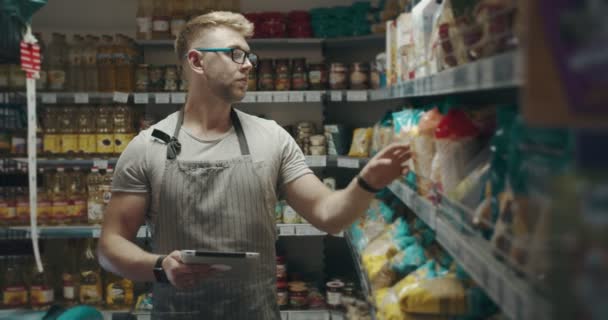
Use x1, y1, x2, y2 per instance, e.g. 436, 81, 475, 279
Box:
59, 106, 78, 155
0, 186, 7, 227
96, 106, 115, 155
67, 35, 85, 92
84, 35, 99, 92
67, 167, 87, 225
2, 256, 28, 308
62, 239, 79, 307
35, 33, 48, 91
3, 167, 17, 226
15, 168, 29, 226
79, 239, 103, 306
37, 168, 52, 226
29, 257, 55, 310
152, 0, 171, 40
47, 33, 67, 92
49, 167, 68, 225
97, 35, 116, 92
136, 0, 154, 40
87, 166, 104, 225
114, 35, 131, 92
42, 107, 60, 155
104, 270, 134, 309
77, 106, 97, 156
113, 105, 135, 155
100, 166, 113, 214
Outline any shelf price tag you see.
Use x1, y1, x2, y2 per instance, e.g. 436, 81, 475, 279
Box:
480, 59, 495, 88
92, 229, 101, 238
330, 91, 343, 102
74, 93, 89, 104
288, 91, 305, 102
171, 92, 186, 104
93, 159, 109, 170
279, 225, 296, 236
133, 93, 149, 104
113, 91, 129, 103
346, 90, 367, 101
41, 93, 57, 104
305, 91, 322, 102
257, 92, 273, 103
337, 157, 360, 169
155, 93, 170, 104
241, 92, 255, 103
465, 63, 479, 89
273, 92, 289, 103
306, 155, 327, 167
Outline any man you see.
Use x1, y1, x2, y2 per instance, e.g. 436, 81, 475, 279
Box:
97, 11, 411, 320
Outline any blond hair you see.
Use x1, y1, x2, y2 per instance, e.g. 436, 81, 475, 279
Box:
175, 11, 254, 62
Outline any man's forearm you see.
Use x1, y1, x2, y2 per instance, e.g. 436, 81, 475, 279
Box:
316, 177, 375, 234
98, 234, 159, 282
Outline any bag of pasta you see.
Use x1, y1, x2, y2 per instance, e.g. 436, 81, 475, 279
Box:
412, 107, 444, 196
372, 111, 395, 156
362, 219, 413, 279
348, 127, 374, 157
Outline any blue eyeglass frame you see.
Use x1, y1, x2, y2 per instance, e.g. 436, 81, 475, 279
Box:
188, 47, 258, 66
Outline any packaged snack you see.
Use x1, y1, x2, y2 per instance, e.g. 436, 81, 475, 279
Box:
430, 109, 481, 195
393, 109, 424, 172
436, 0, 482, 69
469, 0, 516, 60
411, 0, 442, 78
396, 11, 414, 82
348, 127, 373, 158
372, 112, 395, 156
412, 107, 443, 196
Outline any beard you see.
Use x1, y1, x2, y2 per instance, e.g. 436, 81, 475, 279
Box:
210, 80, 247, 104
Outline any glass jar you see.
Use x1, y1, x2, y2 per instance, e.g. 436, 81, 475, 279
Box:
148, 65, 164, 91
370, 62, 381, 89
329, 63, 348, 90
135, 64, 149, 92
288, 282, 308, 309
349, 62, 370, 90
276, 255, 287, 281
277, 281, 289, 309
163, 65, 178, 91
291, 58, 308, 90
257, 59, 274, 91
274, 59, 291, 91
326, 280, 344, 310
307, 63, 327, 90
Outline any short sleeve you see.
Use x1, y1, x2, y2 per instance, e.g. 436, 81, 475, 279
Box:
111, 132, 150, 193
277, 127, 313, 192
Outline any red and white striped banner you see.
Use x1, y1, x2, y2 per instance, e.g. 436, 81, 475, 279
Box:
20, 41, 41, 79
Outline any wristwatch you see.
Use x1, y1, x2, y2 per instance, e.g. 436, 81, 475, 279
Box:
153, 255, 169, 283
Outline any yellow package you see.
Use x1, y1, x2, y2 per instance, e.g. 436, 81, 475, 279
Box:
362, 231, 398, 272
348, 128, 373, 158
375, 287, 450, 320
397, 276, 467, 316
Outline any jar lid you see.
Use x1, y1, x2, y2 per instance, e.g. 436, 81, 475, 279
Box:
326, 280, 345, 289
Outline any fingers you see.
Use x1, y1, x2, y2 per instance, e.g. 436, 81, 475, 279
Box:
385, 143, 410, 155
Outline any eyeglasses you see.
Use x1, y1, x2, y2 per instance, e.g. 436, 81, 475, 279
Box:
192, 47, 258, 67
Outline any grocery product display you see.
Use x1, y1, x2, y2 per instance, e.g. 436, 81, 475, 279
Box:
0, 0, 602, 319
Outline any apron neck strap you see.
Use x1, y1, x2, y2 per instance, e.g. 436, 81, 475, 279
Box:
169, 108, 250, 158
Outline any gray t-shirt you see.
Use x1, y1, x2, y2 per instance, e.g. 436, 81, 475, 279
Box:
111, 109, 312, 218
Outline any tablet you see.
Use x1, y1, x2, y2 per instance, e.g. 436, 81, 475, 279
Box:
180, 250, 260, 273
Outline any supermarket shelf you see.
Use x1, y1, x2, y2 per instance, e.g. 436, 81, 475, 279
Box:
1, 51, 520, 106
368, 50, 522, 101
0, 308, 339, 320
344, 231, 377, 320
9, 156, 366, 169
136, 34, 384, 49
305, 155, 369, 169
387, 181, 551, 320
3, 224, 335, 239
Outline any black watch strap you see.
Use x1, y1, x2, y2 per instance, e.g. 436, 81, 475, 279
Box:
357, 175, 382, 193
153, 255, 169, 283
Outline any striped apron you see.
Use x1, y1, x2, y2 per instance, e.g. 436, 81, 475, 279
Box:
149, 109, 279, 320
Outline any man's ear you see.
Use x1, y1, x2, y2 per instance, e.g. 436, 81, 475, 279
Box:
187, 51, 205, 76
